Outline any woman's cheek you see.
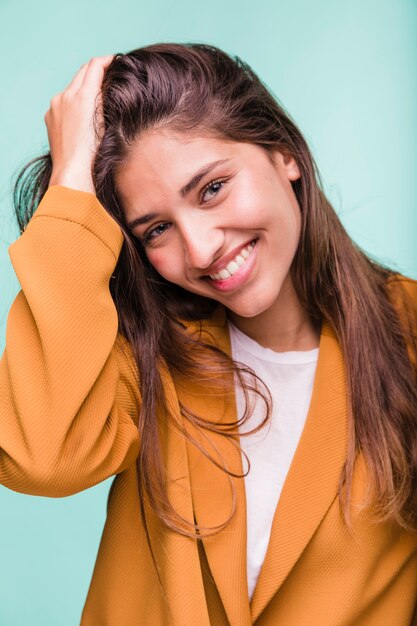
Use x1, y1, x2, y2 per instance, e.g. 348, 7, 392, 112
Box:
146, 250, 176, 280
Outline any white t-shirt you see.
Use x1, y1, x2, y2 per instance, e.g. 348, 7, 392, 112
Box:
228, 321, 319, 600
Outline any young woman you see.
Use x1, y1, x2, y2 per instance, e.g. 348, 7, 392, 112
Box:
2, 43, 417, 625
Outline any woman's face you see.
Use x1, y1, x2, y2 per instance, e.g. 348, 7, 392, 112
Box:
116, 129, 302, 319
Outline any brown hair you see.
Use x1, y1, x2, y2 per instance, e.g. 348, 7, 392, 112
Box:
14, 43, 417, 536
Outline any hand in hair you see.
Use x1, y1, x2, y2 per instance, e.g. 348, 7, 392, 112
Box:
44, 55, 113, 195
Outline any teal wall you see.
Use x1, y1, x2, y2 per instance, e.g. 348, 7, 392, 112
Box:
0, 1, 416, 624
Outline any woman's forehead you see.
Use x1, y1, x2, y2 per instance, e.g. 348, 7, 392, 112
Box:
117, 132, 246, 194
118, 130, 270, 183
125, 130, 237, 166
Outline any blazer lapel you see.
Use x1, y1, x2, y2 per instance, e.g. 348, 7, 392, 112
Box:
250, 320, 349, 622
173, 308, 252, 626
154, 363, 213, 625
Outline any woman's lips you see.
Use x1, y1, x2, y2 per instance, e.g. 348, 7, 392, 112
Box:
208, 240, 256, 280
203, 237, 257, 276
204, 239, 258, 292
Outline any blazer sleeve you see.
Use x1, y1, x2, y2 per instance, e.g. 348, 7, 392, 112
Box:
0, 185, 140, 497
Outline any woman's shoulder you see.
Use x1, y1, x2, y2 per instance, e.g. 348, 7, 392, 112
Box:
387, 272, 417, 290
386, 273, 417, 349
386, 272, 417, 312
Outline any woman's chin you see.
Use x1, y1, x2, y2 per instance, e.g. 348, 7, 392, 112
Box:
223, 297, 273, 320
221, 282, 285, 320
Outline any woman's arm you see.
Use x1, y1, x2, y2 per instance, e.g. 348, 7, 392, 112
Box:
0, 185, 140, 496
0, 57, 141, 497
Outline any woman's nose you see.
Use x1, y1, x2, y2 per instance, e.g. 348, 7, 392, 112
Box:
181, 221, 224, 272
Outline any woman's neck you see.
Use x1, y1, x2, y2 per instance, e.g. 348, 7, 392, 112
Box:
227, 276, 320, 352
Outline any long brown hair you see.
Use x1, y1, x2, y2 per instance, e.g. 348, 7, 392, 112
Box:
14, 43, 417, 535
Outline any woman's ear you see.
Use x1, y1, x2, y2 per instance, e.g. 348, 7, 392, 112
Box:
276, 151, 301, 181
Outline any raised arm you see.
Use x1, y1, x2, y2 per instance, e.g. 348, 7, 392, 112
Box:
0, 57, 140, 496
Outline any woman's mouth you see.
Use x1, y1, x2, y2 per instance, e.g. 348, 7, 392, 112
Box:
208, 240, 256, 280
203, 239, 258, 292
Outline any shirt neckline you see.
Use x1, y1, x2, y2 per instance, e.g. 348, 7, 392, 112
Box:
228, 320, 319, 365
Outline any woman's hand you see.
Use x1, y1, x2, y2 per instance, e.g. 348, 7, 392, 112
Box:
45, 55, 113, 195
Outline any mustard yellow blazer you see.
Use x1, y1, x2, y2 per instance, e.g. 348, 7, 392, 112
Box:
1, 186, 417, 625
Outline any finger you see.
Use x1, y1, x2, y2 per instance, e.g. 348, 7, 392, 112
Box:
81, 55, 114, 89
64, 62, 90, 93
44, 92, 62, 121
65, 55, 112, 94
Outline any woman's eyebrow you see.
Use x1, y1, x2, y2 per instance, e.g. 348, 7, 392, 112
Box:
127, 212, 159, 229
180, 158, 230, 197
127, 159, 231, 229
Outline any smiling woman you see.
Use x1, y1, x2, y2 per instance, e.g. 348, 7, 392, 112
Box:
117, 134, 305, 324
3, 43, 417, 625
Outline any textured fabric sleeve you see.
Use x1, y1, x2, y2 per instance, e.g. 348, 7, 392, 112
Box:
0, 186, 140, 497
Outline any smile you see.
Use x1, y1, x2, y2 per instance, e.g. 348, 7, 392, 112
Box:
208, 241, 256, 280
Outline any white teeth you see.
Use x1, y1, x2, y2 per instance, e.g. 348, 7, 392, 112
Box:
209, 241, 256, 280
226, 260, 239, 274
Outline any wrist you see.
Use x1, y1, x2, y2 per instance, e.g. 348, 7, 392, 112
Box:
49, 170, 96, 195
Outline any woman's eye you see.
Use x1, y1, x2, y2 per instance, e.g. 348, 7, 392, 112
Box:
143, 222, 171, 243
201, 179, 226, 204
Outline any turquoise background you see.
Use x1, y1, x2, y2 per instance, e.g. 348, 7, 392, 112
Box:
0, 0, 416, 624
